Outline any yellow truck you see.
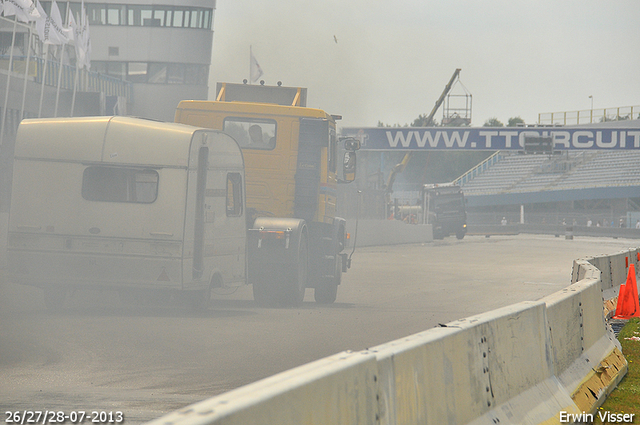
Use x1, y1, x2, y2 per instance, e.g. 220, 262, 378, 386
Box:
6, 116, 247, 309
175, 82, 359, 305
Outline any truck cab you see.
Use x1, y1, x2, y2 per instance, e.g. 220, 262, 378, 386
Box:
421, 183, 467, 240
175, 82, 359, 305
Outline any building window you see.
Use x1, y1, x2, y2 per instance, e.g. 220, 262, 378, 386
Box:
92, 61, 126, 79
82, 167, 159, 203
86, 3, 106, 25
147, 63, 167, 83
184, 64, 207, 85
106, 4, 126, 25
127, 62, 147, 83
43, 2, 215, 29
167, 63, 184, 84
93, 61, 208, 86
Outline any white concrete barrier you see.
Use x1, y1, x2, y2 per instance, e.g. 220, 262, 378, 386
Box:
146, 249, 632, 425
145, 351, 379, 425
0, 212, 8, 271
578, 254, 610, 287
543, 261, 626, 414
610, 251, 631, 291
372, 301, 577, 425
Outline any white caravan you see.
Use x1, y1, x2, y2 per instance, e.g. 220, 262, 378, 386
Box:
6, 116, 246, 308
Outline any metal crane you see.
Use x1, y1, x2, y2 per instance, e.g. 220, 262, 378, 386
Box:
384, 68, 462, 201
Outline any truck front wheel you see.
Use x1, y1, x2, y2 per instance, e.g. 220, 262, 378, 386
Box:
283, 233, 308, 306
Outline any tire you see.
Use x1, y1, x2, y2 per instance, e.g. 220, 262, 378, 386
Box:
282, 233, 308, 307
252, 273, 274, 306
314, 255, 341, 304
456, 231, 465, 240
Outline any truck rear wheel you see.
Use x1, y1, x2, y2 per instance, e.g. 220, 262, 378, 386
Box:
314, 255, 341, 304
252, 272, 276, 306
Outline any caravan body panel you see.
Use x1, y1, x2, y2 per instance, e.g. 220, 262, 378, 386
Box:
7, 116, 246, 293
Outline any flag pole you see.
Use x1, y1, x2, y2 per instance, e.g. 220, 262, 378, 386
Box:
70, 60, 79, 117
249, 45, 252, 85
0, 15, 19, 147
20, 24, 33, 119
71, 0, 89, 116
38, 43, 49, 118
53, 1, 70, 117
70, 10, 80, 119
53, 44, 65, 117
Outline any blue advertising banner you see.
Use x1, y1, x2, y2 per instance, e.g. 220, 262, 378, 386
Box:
341, 127, 640, 151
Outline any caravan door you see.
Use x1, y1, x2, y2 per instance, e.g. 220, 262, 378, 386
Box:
183, 131, 246, 291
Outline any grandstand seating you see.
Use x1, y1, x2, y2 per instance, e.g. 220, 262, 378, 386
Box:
460, 150, 640, 195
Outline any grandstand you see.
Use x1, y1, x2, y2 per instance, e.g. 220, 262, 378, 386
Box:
458, 120, 640, 226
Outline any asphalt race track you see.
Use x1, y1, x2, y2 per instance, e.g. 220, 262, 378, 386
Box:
1, 234, 637, 423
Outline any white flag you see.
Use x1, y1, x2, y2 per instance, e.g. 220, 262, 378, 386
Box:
68, 10, 78, 45
3, 0, 41, 22
35, 0, 70, 45
68, 8, 88, 69
80, 0, 91, 69
250, 46, 263, 83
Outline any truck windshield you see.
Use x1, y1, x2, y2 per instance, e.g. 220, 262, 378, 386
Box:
223, 118, 276, 150
433, 196, 463, 212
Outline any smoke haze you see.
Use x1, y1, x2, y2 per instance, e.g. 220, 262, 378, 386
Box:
209, 1, 640, 128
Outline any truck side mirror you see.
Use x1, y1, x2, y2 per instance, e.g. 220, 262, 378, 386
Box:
343, 137, 360, 151
342, 151, 356, 183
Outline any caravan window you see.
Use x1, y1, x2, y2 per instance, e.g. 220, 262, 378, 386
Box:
226, 173, 243, 216
82, 166, 159, 203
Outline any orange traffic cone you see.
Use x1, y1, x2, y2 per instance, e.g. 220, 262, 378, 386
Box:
614, 264, 640, 319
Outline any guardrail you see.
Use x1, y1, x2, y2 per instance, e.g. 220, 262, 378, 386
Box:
538, 106, 640, 125
0, 55, 133, 101
146, 246, 636, 424
468, 223, 640, 239
453, 150, 503, 187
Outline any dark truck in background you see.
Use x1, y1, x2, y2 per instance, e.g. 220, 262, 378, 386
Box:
422, 183, 467, 240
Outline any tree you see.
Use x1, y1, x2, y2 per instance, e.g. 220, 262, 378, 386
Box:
411, 114, 439, 127
483, 117, 504, 127
507, 116, 525, 127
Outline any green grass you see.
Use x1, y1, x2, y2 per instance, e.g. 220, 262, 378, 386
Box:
594, 318, 640, 424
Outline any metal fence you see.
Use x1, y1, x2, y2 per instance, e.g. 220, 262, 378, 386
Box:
538, 106, 640, 125
1, 55, 132, 99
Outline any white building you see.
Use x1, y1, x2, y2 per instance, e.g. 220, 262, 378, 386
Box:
0, 0, 216, 212
60, 0, 216, 121
0, 0, 216, 125
83, 0, 216, 121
